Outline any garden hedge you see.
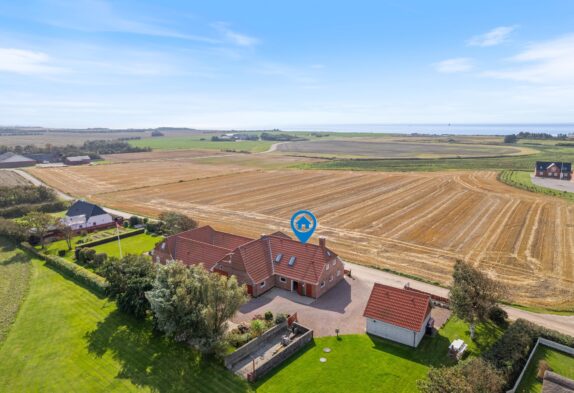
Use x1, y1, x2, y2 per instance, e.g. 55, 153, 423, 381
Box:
75, 228, 145, 250
20, 242, 108, 296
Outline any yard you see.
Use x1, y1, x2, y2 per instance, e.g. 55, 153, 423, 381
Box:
41, 228, 151, 260
255, 318, 504, 393
516, 345, 574, 393
91, 233, 163, 258
0, 256, 251, 392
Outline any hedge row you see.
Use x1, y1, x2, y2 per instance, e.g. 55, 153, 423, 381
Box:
76, 228, 145, 249
0, 200, 70, 219
20, 242, 108, 296
484, 318, 574, 388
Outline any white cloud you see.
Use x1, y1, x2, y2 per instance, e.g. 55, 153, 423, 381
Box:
482, 34, 574, 83
468, 26, 516, 47
212, 22, 259, 47
433, 58, 473, 73
0, 48, 64, 74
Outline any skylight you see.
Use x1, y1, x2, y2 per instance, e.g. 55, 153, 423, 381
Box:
288, 256, 296, 266
275, 253, 283, 263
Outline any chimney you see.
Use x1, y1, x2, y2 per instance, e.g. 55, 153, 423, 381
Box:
319, 236, 326, 248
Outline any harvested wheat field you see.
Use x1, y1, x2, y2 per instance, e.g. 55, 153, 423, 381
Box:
28, 163, 574, 308
0, 170, 31, 186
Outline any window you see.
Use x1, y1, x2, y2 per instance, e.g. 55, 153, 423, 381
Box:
274, 253, 283, 263
279, 277, 286, 283
332, 260, 336, 266
329, 275, 333, 282
161, 243, 166, 250
260, 281, 266, 288
288, 256, 296, 266
326, 264, 329, 270
320, 281, 325, 288
337, 270, 340, 276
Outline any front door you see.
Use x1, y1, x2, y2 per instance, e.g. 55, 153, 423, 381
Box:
292, 281, 299, 293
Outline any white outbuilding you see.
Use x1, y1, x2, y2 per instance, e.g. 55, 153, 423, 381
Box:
363, 283, 432, 348
63, 200, 113, 230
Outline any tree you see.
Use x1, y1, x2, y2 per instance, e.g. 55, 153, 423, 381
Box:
146, 261, 247, 352
55, 220, 74, 250
0, 218, 27, 242
449, 260, 505, 339
158, 211, 198, 235
20, 211, 55, 248
98, 255, 156, 319
503, 134, 517, 143
418, 358, 505, 393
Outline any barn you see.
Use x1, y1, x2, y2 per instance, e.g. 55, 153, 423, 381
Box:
363, 283, 432, 348
64, 155, 91, 165
0, 152, 36, 168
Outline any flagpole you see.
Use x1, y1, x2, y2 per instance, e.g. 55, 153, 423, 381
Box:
116, 221, 123, 258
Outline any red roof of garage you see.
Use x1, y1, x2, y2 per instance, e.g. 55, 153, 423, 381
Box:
363, 283, 431, 331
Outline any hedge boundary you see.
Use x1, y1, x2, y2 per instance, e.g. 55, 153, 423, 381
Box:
20, 242, 108, 296
76, 228, 145, 249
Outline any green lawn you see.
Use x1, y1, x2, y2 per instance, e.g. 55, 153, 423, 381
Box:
0, 238, 32, 345
499, 170, 574, 203
255, 318, 503, 393
516, 345, 574, 393
130, 137, 273, 153
91, 233, 163, 258
41, 228, 143, 260
0, 257, 251, 392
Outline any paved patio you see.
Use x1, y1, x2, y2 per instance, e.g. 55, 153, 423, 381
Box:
233, 262, 451, 337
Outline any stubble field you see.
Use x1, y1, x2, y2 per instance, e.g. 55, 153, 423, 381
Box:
28, 159, 574, 309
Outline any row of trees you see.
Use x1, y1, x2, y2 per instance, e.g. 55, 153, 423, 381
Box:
0, 185, 56, 208
0, 139, 150, 158
99, 255, 247, 353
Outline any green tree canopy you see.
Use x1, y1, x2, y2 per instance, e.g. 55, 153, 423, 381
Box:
158, 211, 198, 235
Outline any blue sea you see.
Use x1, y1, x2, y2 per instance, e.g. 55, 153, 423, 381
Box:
279, 123, 574, 136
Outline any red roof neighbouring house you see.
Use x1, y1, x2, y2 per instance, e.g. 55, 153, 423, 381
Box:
363, 283, 431, 331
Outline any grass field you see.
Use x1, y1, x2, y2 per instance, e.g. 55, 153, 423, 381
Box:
0, 238, 32, 345
0, 257, 251, 392
299, 144, 574, 172
130, 136, 273, 153
91, 233, 163, 258
256, 318, 503, 393
516, 345, 574, 393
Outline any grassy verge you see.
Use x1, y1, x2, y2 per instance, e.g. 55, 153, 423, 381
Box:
130, 137, 273, 153
255, 317, 503, 393
0, 258, 251, 392
516, 345, 574, 393
498, 170, 574, 203
0, 238, 32, 346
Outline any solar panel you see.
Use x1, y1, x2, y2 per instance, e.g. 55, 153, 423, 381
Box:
288, 256, 296, 266
274, 253, 283, 263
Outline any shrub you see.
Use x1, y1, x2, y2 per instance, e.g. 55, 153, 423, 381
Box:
275, 313, 287, 324
93, 252, 107, 267
488, 306, 508, 327
227, 332, 253, 348
264, 311, 273, 322
123, 221, 129, 228
250, 319, 265, 337
129, 215, 142, 227
78, 247, 96, 264
57, 249, 66, 257
143, 217, 149, 224
537, 360, 550, 380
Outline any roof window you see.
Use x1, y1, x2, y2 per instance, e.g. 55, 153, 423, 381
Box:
288, 256, 296, 266
274, 253, 283, 263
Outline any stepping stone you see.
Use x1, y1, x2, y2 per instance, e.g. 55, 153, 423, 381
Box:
320, 357, 327, 363
323, 347, 331, 353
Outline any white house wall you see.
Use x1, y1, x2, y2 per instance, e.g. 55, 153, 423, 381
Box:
366, 314, 430, 347
86, 214, 113, 228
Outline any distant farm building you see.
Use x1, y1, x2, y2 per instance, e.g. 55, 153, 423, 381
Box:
363, 283, 432, 348
153, 225, 345, 298
535, 161, 572, 180
0, 152, 36, 168
63, 200, 114, 230
64, 155, 91, 165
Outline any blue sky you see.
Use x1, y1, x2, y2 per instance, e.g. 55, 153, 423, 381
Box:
1, 0, 573, 128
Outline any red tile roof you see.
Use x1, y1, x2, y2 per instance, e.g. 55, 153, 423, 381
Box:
234, 239, 274, 283
268, 235, 336, 284
173, 238, 231, 270
177, 225, 253, 250
363, 283, 431, 331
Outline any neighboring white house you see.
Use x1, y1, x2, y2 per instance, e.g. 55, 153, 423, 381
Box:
63, 200, 113, 230
363, 283, 432, 348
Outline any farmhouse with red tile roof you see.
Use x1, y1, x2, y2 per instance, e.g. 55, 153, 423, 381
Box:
363, 283, 432, 347
153, 225, 345, 298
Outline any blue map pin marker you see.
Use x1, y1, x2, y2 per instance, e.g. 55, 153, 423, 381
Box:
290, 210, 317, 244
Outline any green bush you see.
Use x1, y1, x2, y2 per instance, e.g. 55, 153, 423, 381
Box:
93, 253, 107, 267
129, 216, 142, 227
264, 311, 273, 322
123, 221, 129, 228
57, 249, 66, 257
488, 306, 508, 327
20, 242, 108, 295
274, 313, 287, 324
227, 332, 252, 348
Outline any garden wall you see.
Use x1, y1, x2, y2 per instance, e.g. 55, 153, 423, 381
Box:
248, 323, 313, 382
507, 338, 574, 393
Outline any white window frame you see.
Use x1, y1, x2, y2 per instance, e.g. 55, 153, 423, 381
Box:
337, 270, 340, 276
329, 275, 333, 282
321, 281, 325, 288
326, 264, 330, 270
279, 277, 287, 283
260, 281, 266, 288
